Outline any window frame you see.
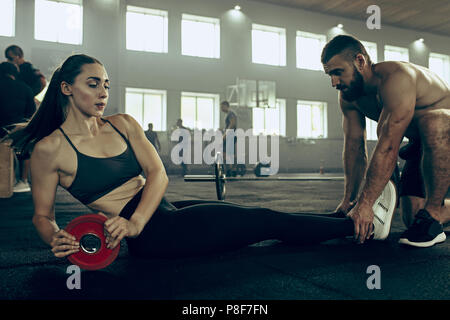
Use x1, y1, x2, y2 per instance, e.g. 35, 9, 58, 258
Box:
0, 0, 15, 37
126, 5, 168, 53
361, 40, 378, 63
296, 100, 328, 139
296, 31, 326, 71
252, 23, 286, 67
181, 92, 220, 130
252, 98, 286, 136
384, 45, 409, 62
125, 87, 167, 131
181, 13, 220, 59
34, 0, 83, 45
429, 52, 450, 85
365, 117, 378, 141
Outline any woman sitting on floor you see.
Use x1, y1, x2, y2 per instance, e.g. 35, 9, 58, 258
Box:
3, 54, 394, 259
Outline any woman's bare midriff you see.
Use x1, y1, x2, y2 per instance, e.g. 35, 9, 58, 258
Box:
50, 117, 147, 218
85, 175, 146, 218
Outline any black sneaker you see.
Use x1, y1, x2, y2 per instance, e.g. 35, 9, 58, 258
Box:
399, 209, 446, 247
398, 140, 421, 160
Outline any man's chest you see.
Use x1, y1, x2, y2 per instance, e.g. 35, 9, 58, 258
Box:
354, 95, 383, 121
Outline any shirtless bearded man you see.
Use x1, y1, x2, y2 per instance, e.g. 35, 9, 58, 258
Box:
321, 35, 449, 247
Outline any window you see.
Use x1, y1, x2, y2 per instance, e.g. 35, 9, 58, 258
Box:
35, 82, 49, 104
0, 0, 15, 37
361, 40, 378, 63
384, 45, 409, 62
252, 99, 286, 136
297, 100, 327, 139
252, 24, 286, 66
296, 31, 326, 70
125, 88, 167, 131
182, 14, 220, 59
181, 92, 220, 130
35, 0, 83, 45
126, 6, 168, 53
429, 52, 450, 85
366, 118, 378, 141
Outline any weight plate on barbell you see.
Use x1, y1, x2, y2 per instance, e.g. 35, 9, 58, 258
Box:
215, 160, 226, 200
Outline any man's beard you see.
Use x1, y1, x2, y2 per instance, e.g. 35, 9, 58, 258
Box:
340, 67, 365, 101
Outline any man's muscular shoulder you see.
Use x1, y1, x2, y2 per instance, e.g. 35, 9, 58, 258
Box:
375, 62, 416, 91
378, 69, 416, 106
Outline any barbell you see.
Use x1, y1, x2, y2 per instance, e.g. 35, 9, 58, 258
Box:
184, 153, 344, 200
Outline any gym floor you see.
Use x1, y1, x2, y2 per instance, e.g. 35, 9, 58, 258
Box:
0, 174, 449, 300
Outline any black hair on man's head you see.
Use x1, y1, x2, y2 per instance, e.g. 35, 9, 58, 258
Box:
5, 45, 24, 60
0, 61, 19, 78
321, 35, 371, 65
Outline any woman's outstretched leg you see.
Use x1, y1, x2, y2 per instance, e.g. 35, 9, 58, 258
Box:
171, 200, 346, 218
126, 199, 354, 258
171, 199, 244, 208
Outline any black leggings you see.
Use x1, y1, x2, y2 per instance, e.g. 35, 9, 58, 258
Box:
120, 190, 354, 258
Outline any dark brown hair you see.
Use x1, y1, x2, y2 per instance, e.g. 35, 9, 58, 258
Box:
321, 35, 372, 65
5, 45, 24, 60
0, 62, 19, 78
2, 54, 102, 158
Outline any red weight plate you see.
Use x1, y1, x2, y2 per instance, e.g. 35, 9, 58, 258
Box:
65, 214, 120, 271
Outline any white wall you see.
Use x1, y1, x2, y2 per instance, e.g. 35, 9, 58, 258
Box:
2, 0, 449, 172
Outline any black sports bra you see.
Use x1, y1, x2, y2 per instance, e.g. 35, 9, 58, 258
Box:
59, 119, 142, 205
